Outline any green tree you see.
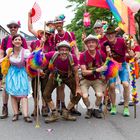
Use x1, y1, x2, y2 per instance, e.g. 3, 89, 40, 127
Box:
66, 0, 140, 51
66, 0, 114, 51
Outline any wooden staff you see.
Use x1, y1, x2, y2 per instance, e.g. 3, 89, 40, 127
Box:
35, 69, 40, 128
35, 21, 47, 128
103, 83, 109, 119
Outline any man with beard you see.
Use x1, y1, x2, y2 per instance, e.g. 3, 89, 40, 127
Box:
53, 15, 81, 116
102, 25, 135, 116
43, 41, 81, 123
0, 21, 28, 119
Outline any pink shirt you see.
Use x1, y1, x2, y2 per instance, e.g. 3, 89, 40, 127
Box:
133, 45, 140, 52
36, 34, 55, 52
30, 39, 55, 52
101, 37, 127, 63
54, 31, 76, 54
45, 51, 78, 73
1, 35, 28, 51
98, 35, 108, 49
80, 50, 106, 80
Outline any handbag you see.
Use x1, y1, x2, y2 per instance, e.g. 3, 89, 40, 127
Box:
1, 48, 13, 76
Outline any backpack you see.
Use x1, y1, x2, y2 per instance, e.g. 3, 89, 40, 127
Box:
84, 50, 103, 66
48, 51, 74, 73
54, 31, 74, 45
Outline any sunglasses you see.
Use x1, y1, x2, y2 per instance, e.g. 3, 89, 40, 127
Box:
9, 26, 18, 29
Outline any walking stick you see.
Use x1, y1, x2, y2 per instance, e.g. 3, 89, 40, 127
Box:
35, 21, 47, 128
103, 82, 109, 119
35, 69, 40, 128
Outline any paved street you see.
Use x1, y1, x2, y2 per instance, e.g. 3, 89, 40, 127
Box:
0, 80, 140, 140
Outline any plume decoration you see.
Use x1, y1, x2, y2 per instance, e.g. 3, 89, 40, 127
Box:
55, 14, 65, 21
26, 63, 38, 78
70, 41, 75, 48
129, 58, 139, 104
103, 57, 121, 79
48, 59, 54, 71
58, 14, 65, 20
26, 63, 45, 78
26, 48, 48, 70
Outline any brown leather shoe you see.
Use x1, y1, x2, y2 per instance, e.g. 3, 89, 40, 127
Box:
44, 110, 59, 123
0, 106, 8, 119
62, 109, 76, 121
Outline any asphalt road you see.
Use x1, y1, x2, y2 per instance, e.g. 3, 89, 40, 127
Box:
0, 79, 140, 140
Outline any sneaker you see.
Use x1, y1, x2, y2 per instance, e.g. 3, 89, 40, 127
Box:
62, 109, 76, 121
123, 107, 130, 117
118, 101, 124, 106
44, 110, 59, 123
70, 108, 81, 116
110, 105, 117, 115
85, 109, 93, 119
92, 109, 102, 119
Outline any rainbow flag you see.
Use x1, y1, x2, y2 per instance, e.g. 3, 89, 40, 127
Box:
113, 0, 136, 35
106, 0, 122, 22
86, 0, 136, 35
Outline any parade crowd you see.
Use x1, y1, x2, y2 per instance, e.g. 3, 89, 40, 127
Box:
0, 11, 140, 124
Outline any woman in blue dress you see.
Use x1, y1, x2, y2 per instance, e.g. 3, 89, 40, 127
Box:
5, 34, 32, 123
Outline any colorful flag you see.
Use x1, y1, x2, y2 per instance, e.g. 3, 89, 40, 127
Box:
106, 0, 122, 22
86, 0, 136, 35
86, 0, 109, 9
31, 2, 41, 23
114, 0, 136, 35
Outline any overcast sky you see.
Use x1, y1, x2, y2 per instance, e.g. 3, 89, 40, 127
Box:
0, 0, 75, 35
